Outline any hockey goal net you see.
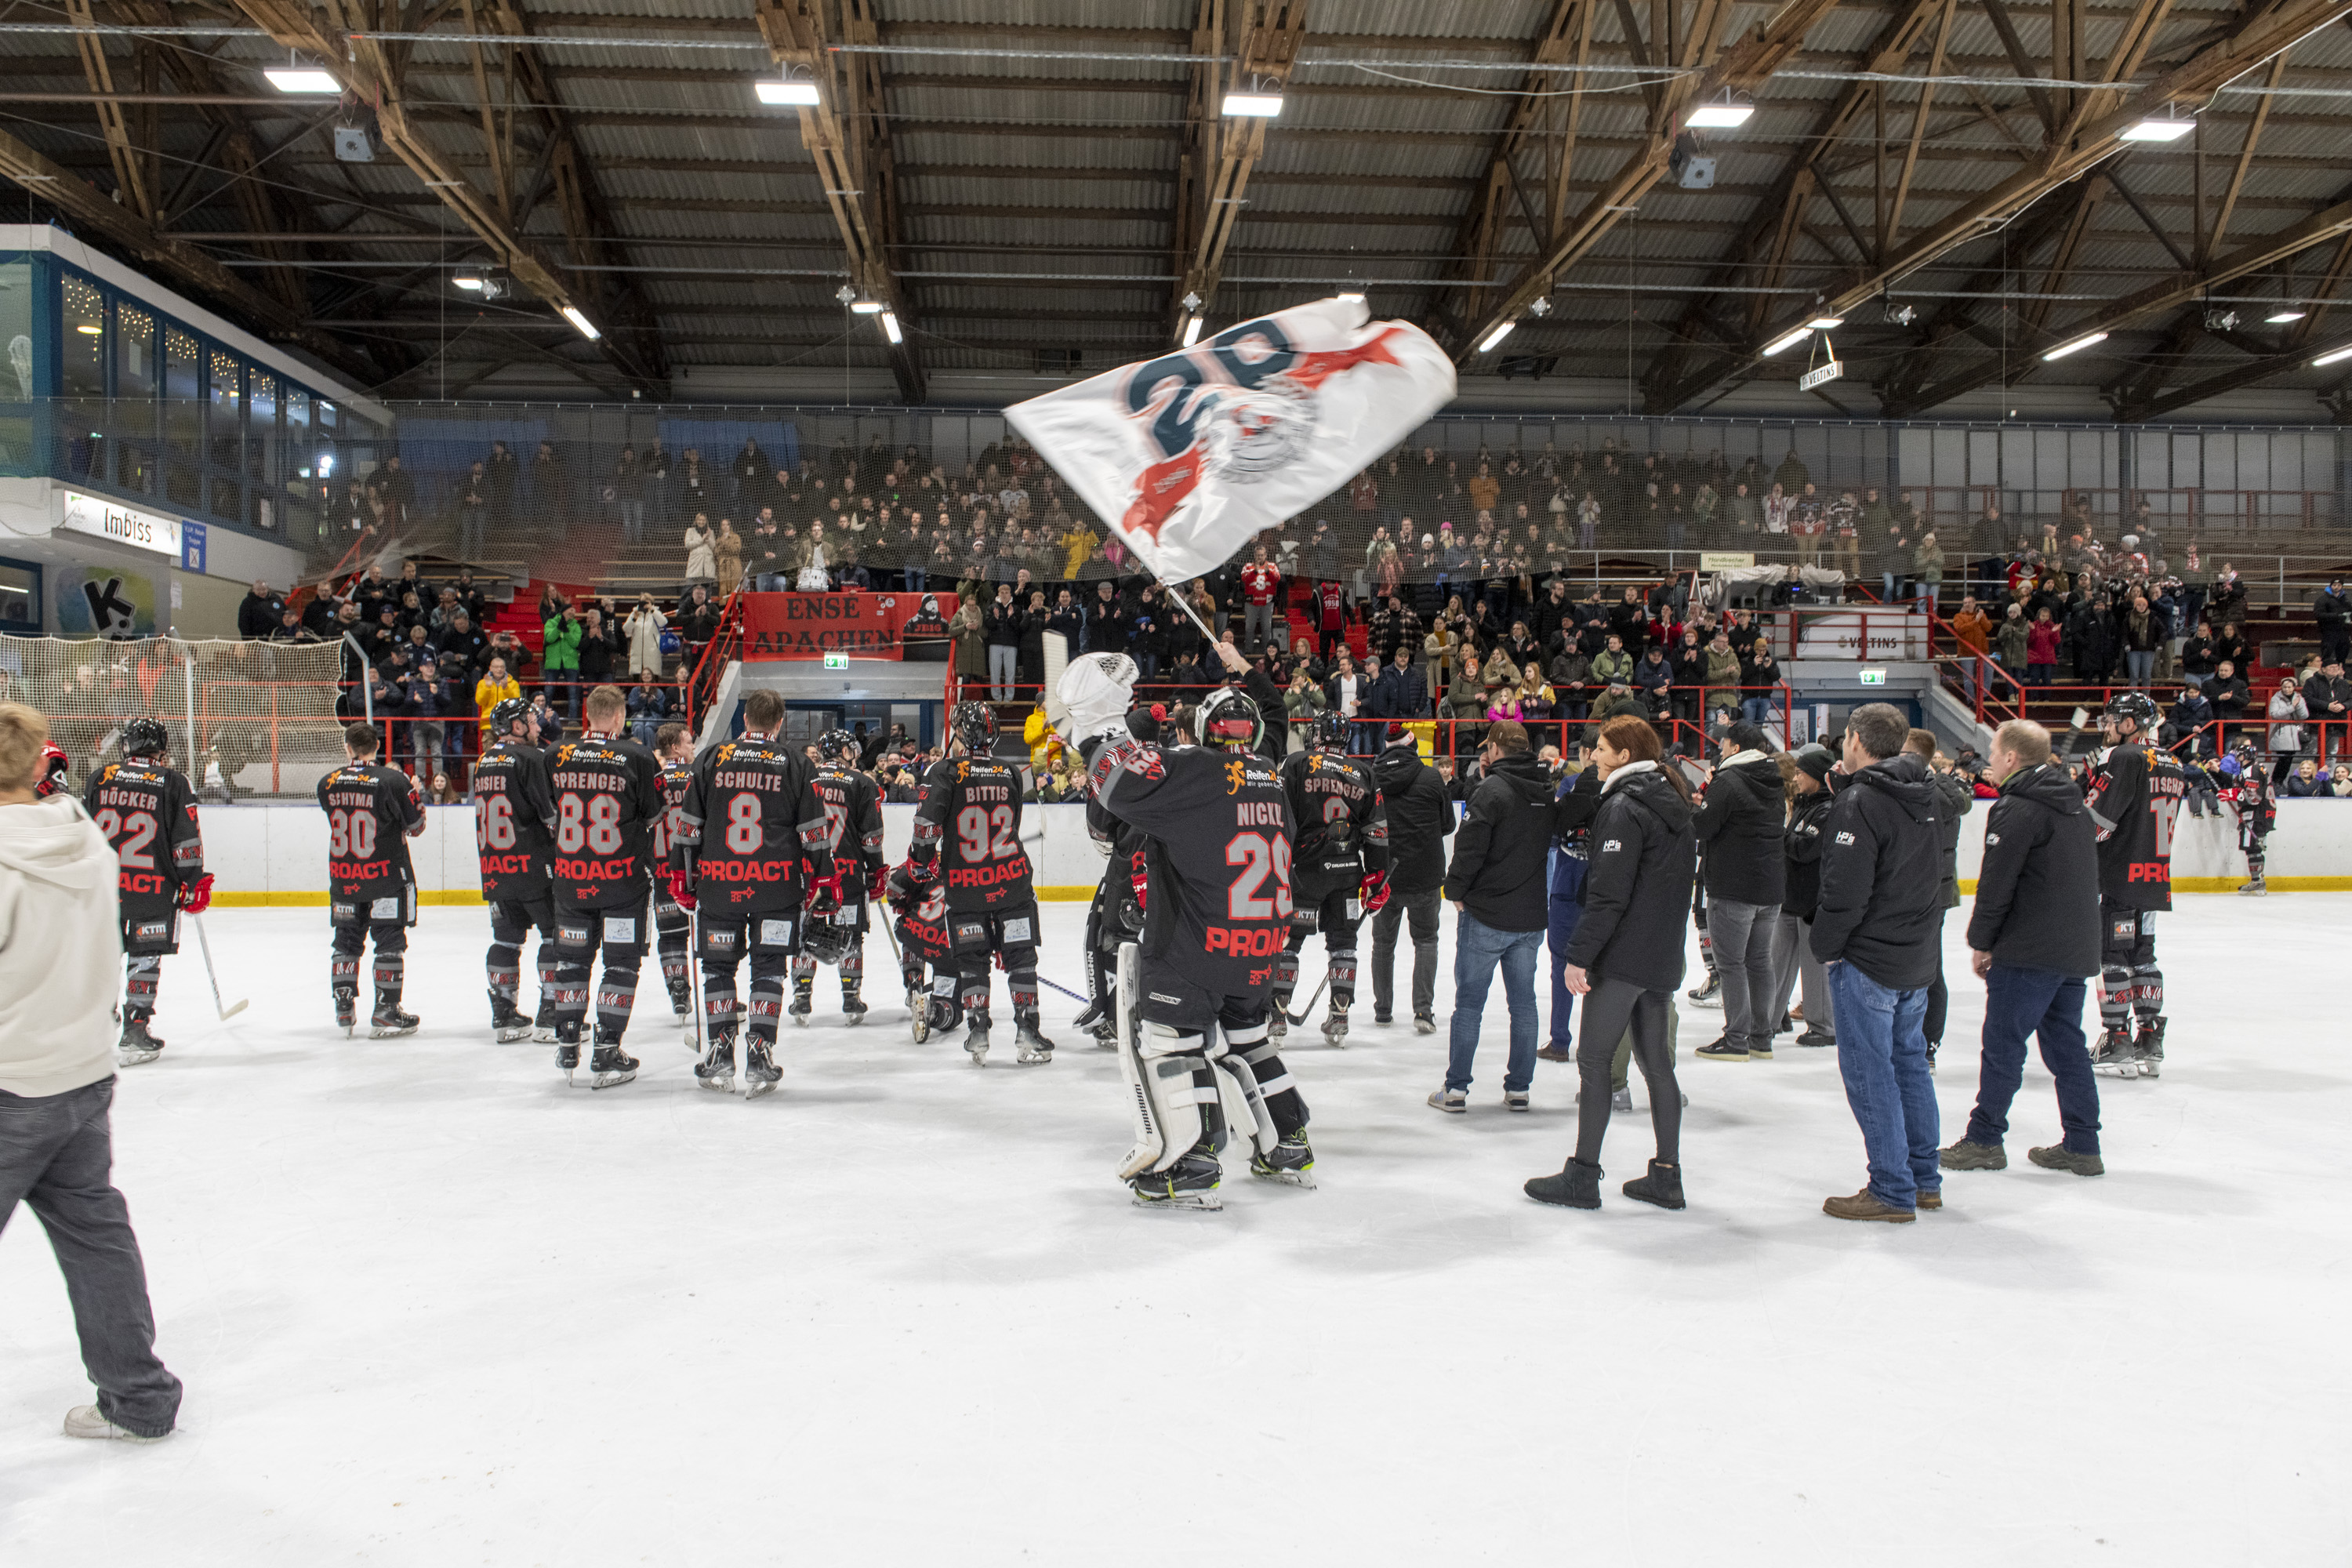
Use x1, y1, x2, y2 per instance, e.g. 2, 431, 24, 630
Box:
0, 634, 350, 800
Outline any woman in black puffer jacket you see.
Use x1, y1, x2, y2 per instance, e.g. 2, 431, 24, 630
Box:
1526, 713, 1699, 1213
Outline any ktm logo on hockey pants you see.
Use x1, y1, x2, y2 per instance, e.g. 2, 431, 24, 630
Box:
1205, 924, 1284, 957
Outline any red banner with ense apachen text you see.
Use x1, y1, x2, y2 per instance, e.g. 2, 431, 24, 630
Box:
738, 591, 958, 660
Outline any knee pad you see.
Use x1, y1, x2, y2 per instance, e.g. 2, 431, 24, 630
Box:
2132, 963, 2164, 1014
1007, 965, 1038, 1014
370, 922, 409, 956
125, 954, 161, 1014
1272, 949, 1301, 995
331, 953, 360, 997
1327, 946, 1357, 992
373, 952, 404, 995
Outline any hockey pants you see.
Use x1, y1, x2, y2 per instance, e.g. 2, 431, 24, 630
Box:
653, 891, 692, 1004
2097, 898, 2162, 1033
930, 906, 1040, 1029
697, 909, 799, 1046
118, 908, 180, 1024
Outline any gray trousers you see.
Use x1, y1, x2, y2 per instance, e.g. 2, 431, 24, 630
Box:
0, 1076, 181, 1437
1369, 887, 1441, 1020
1708, 895, 1780, 1051
1244, 603, 1276, 652
1768, 910, 1835, 1040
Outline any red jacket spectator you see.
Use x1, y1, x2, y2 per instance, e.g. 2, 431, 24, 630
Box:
1240, 561, 1282, 606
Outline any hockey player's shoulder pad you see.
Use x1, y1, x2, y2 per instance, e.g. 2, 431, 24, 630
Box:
1089, 737, 1161, 791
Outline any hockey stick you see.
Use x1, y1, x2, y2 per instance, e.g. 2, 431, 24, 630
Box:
688, 906, 707, 1058
1283, 973, 1330, 1027
1034, 972, 1091, 1007
191, 913, 248, 1020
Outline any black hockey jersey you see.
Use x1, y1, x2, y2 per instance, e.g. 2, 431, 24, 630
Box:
652, 760, 695, 869
2083, 741, 2190, 910
83, 760, 203, 916
471, 737, 556, 902
810, 762, 887, 899
2227, 765, 2277, 840
1279, 750, 1388, 897
318, 760, 424, 917
1090, 741, 1293, 999
912, 755, 1034, 913
544, 734, 666, 912
673, 735, 828, 916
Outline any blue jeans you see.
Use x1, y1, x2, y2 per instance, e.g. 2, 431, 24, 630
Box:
1965, 967, 2101, 1154
1446, 909, 1543, 1092
1740, 695, 1774, 725
1546, 853, 1587, 1048
1828, 960, 1940, 1210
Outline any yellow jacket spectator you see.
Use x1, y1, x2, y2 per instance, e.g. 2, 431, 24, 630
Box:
474, 667, 521, 739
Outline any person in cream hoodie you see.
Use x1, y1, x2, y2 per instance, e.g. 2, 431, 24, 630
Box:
0, 703, 182, 1442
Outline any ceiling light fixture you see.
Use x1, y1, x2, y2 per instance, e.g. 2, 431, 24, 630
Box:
265, 66, 340, 94
849, 299, 884, 314
1806, 314, 1845, 330
1760, 325, 1813, 357
1477, 321, 1515, 352
452, 276, 485, 291
561, 305, 601, 341
1222, 92, 1284, 117
74, 323, 102, 336
1686, 92, 1755, 129
1335, 290, 1365, 303
2120, 109, 2195, 142
2267, 308, 2307, 323
756, 78, 821, 106
2312, 344, 2352, 367
2042, 330, 2107, 361
1181, 316, 1204, 347
879, 310, 903, 344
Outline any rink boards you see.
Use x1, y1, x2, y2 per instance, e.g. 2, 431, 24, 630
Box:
192, 798, 2352, 905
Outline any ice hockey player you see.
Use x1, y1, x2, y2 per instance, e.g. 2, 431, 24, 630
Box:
882, 861, 953, 1041
1054, 652, 1148, 1045
543, 684, 666, 1087
473, 697, 558, 1043
1272, 710, 1389, 1044
2082, 691, 2190, 1078
2223, 738, 2277, 895
82, 717, 209, 1065
648, 721, 698, 1026
668, 687, 828, 1096
317, 720, 426, 1038
908, 700, 1052, 1065
1088, 681, 1314, 1209
797, 728, 888, 1025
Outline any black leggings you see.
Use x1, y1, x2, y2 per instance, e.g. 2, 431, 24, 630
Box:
1573, 977, 1681, 1166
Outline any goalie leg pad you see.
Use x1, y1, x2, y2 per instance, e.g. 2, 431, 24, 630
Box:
1116, 1019, 1224, 1181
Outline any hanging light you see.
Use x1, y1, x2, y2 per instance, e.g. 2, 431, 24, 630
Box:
2267, 307, 2307, 323
1181, 316, 1204, 347
1806, 314, 1844, 330
1477, 322, 1515, 352
2312, 344, 2352, 366
2042, 331, 2107, 361
264, 56, 339, 94
1686, 91, 1755, 129
561, 306, 601, 341
1222, 93, 1284, 118
1760, 325, 1813, 357
756, 78, 821, 106
880, 311, 903, 345
452, 276, 485, 292
2120, 107, 2195, 142
849, 299, 884, 314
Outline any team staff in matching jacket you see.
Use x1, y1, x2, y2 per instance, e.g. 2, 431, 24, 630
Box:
1367, 725, 1453, 1033
1688, 722, 1785, 1065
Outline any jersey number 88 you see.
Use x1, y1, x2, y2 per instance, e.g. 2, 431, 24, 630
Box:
557, 792, 622, 855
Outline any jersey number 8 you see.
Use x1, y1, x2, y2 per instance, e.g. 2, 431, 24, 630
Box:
557, 792, 622, 855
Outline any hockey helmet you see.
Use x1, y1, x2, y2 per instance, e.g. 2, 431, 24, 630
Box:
1307, 710, 1351, 754
489, 696, 534, 739
952, 700, 998, 755
119, 716, 169, 759
817, 727, 860, 764
2102, 691, 2161, 735
1198, 687, 1263, 753
34, 742, 69, 797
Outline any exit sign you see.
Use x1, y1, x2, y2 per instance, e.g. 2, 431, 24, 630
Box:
1858, 667, 1886, 685
822, 652, 849, 670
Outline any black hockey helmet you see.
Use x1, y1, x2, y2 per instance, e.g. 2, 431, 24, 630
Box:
1307, 710, 1350, 754
2102, 691, 2161, 735
817, 727, 860, 764
1198, 687, 1263, 753
119, 717, 169, 759
952, 700, 997, 754
489, 696, 533, 739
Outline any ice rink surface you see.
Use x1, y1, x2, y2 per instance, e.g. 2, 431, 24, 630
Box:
2, 896, 2347, 1566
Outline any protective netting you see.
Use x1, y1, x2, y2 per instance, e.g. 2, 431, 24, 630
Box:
0, 634, 348, 800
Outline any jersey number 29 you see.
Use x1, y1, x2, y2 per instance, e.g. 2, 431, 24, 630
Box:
1225, 831, 1294, 918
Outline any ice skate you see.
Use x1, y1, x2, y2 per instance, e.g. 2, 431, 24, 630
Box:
668, 985, 693, 1022
1014, 1016, 1054, 1065
588, 1038, 639, 1090
908, 989, 931, 1043
2091, 1025, 2138, 1078
964, 1009, 991, 1065
117, 1016, 165, 1067
554, 1035, 581, 1083
1249, 1129, 1316, 1188
2132, 1016, 2166, 1080
369, 1004, 420, 1040
2238, 877, 2267, 895
1321, 1002, 1350, 1047
1686, 972, 1721, 1008
532, 1003, 557, 1044
840, 989, 868, 1026
335, 993, 358, 1039
695, 1033, 736, 1093
1266, 1007, 1289, 1041
492, 1001, 534, 1044
741, 1040, 779, 1098
789, 981, 813, 1028
1130, 1147, 1223, 1210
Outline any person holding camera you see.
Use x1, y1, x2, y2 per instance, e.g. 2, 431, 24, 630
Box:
623, 593, 669, 680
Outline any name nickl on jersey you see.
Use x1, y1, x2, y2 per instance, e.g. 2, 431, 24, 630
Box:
1234, 800, 1283, 827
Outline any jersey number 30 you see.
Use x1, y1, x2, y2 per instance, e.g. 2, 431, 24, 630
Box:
1225, 831, 1294, 918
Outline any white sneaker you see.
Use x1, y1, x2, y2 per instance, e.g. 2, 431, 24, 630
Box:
63, 1405, 167, 1443
1426, 1087, 1467, 1114
1504, 1089, 1530, 1112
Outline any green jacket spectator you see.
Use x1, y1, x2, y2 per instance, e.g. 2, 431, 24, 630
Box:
542, 610, 583, 677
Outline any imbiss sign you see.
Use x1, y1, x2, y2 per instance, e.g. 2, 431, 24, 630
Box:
59, 492, 183, 557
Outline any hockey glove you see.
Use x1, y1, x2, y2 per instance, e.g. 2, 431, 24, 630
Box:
663, 866, 698, 914
807, 870, 844, 920
904, 847, 938, 885
1130, 866, 1149, 914
1358, 869, 1391, 916
34, 742, 69, 797
177, 872, 215, 916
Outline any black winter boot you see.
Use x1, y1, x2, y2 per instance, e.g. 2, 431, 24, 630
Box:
1525, 1158, 1604, 1209
1621, 1159, 1686, 1210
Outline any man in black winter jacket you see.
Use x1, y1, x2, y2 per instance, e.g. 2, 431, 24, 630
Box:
1766, 745, 1837, 1048
1433, 721, 1557, 1111
1941, 720, 2105, 1178
1905, 728, 1973, 1069
1691, 722, 1786, 1064
1370, 727, 1454, 1030
1813, 702, 1945, 1221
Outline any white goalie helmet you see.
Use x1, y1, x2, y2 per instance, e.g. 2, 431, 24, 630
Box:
1056, 652, 1138, 742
